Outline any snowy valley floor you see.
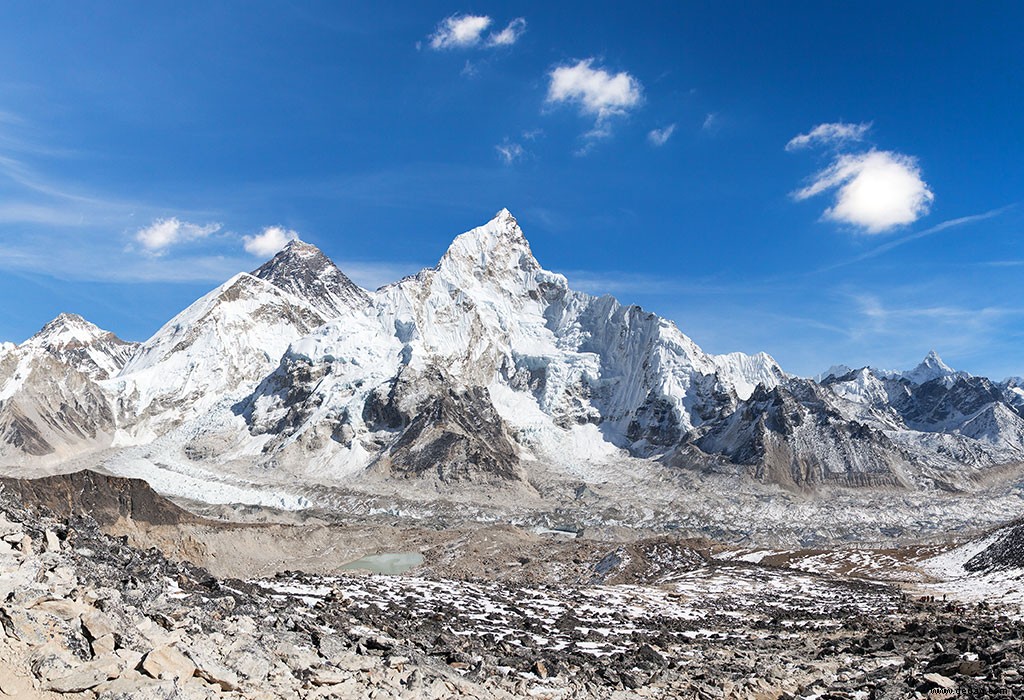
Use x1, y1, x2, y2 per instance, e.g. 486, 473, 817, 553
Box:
0, 471, 1022, 699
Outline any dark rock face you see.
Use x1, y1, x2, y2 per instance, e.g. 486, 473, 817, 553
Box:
381, 382, 522, 484
0, 469, 195, 526
235, 356, 327, 440
891, 375, 1021, 431
1, 405, 52, 456
627, 393, 683, 447
693, 379, 907, 488
361, 379, 409, 433
965, 519, 1024, 572
251, 239, 369, 317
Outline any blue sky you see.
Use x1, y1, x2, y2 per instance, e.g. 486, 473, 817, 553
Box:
1, 2, 1022, 378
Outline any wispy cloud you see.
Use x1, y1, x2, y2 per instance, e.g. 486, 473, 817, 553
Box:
647, 124, 675, 147
428, 14, 492, 49
487, 18, 527, 47
547, 59, 642, 149
981, 259, 1024, 268
845, 292, 1024, 366
0, 202, 90, 227
814, 205, 1014, 273
786, 121, 872, 151
558, 269, 781, 298
547, 59, 642, 121
0, 152, 138, 222
427, 14, 526, 51
495, 140, 525, 164
0, 243, 249, 284
787, 121, 933, 233
135, 217, 222, 254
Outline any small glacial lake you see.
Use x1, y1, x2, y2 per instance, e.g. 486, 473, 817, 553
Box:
339, 552, 425, 575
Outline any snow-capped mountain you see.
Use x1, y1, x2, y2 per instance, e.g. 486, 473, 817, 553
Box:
691, 378, 911, 488
235, 210, 786, 486
902, 349, 964, 386
0, 209, 1023, 503
109, 272, 327, 434
8, 313, 137, 382
0, 315, 136, 459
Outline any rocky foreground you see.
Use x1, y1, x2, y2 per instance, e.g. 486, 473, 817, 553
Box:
0, 483, 1022, 699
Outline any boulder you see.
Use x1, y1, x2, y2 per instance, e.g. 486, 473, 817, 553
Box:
42, 657, 121, 693
92, 633, 117, 657
83, 609, 118, 640
188, 647, 241, 692
142, 645, 196, 680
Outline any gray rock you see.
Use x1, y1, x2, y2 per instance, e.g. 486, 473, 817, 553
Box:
188, 647, 241, 692
922, 672, 956, 689
142, 645, 196, 680
42, 657, 121, 693
83, 608, 118, 640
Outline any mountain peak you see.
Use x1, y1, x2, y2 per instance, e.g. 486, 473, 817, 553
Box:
251, 240, 369, 318
279, 238, 321, 257
256, 239, 331, 271
31, 313, 110, 347
816, 364, 854, 382
493, 207, 519, 230
21, 313, 135, 380
904, 350, 959, 385
438, 209, 539, 281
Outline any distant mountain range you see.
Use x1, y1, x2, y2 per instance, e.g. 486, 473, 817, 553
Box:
2, 209, 1023, 502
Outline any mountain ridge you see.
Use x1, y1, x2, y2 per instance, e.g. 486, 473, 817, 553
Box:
1, 209, 1022, 509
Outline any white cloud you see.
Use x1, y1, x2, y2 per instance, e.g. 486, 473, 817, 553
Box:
135, 217, 221, 253
786, 122, 871, 151
495, 141, 525, 164
428, 14, 526, 51
647, 124, 676, 147
429, 14, 492, 49
793, 150, 934, 233
702, 113, 719, 132
546, 59, 642, 122
487, 18, 526, 47
243, 225, 300, 256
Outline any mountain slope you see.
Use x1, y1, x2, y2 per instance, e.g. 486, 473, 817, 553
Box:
109, 272, 327, 434
0, 315, 136, 460
819, 357, 1024, 471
